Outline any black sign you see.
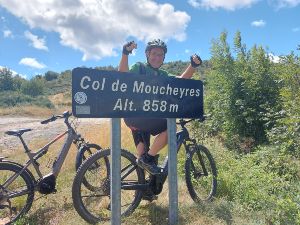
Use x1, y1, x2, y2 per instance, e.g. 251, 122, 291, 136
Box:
72, 68, 203, 118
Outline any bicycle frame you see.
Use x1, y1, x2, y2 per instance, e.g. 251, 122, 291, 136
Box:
122, 121, 195, 191
2, 118, 80, 192
155, 123, 195, 183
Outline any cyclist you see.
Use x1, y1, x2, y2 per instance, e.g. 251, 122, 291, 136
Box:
118, 39, 202, 175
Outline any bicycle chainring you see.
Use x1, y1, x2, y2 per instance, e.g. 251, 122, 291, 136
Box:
38, 174, 57, 194
149, 174, 164, 195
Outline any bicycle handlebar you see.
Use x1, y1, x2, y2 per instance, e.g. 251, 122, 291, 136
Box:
176, 115, 208, 126
40, 111, 72, 124
41, 116, 57, 124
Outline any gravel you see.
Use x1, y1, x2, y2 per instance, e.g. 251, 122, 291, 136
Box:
0, 117, 107, 153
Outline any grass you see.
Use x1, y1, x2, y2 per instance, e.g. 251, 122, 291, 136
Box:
0, 114, 267, 225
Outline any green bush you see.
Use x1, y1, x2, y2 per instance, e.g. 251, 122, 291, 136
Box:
0, 91, 53, 108
215, 144, 300, 224
21, 78, 45, 97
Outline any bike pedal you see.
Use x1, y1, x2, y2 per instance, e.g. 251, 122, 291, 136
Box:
142, 194, 158, 202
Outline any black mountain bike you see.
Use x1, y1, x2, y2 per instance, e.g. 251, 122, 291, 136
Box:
0, 111, 103, 224
72, 118, 217, 224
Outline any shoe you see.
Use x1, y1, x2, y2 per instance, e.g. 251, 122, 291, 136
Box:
137, 154, 162, 175
142, 189, 158, 202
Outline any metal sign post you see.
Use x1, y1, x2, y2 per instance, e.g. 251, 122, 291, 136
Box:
110, 118, 121, 225
167, 119, 178, 225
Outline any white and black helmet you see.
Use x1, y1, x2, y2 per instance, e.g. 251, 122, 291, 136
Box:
145, 39, 167, 54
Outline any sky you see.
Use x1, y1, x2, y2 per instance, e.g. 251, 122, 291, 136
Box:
0, 0, 299, 79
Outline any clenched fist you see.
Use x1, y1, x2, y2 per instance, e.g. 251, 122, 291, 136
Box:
190, 54, 202, 68
122, 41, 137, 55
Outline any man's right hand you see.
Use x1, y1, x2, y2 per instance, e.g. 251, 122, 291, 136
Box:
122, 41, 137, 55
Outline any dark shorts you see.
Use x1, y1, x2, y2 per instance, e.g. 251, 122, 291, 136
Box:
124, 118, 167, 147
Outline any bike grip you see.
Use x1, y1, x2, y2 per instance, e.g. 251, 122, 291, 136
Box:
41, 116, 56, 124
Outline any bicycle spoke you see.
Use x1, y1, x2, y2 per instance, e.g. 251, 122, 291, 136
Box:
121, 163, 136, 181
81, 194, 109, 198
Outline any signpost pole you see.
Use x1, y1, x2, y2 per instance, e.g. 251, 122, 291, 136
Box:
110, 118, 121, 225
167, 118, 178, 225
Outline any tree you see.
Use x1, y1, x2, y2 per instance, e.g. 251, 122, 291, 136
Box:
268, 52, 300, 156
45, 71, 59, 81
0, 67, 15, 91
21, 77, 45, 97
206, 31, 281, 152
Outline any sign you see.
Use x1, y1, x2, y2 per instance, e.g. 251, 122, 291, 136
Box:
72, 68, 203, 118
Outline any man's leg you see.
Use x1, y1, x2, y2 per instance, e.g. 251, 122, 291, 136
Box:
148, 130, 168, 156
139, 130, 168, 175
136, 142, 145, 159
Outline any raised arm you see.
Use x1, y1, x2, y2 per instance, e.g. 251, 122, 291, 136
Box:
178, 54, 202, 79
118, 41, 137, 72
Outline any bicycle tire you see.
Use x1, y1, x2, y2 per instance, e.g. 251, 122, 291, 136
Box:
72, 149, 144, 224
0, 161, 35, 224
75, 143, 109, 192
75, 143, 102, 170
185, 145, 217, 202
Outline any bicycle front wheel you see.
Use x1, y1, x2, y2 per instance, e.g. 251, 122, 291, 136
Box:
185, 145, 217, 202
75, 143, 109, 192
75, 143, 102, 170
72, 149, 144, 224
0, 161, 35, 224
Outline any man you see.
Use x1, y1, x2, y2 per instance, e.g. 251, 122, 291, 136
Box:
118, 39, 202, 175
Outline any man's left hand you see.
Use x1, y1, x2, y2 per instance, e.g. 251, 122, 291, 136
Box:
190, 54, 202, 68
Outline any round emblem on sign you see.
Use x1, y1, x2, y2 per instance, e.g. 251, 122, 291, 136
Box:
74, 92, 87, 104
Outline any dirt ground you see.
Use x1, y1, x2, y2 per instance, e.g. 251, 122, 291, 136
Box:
0, 116, 106, 153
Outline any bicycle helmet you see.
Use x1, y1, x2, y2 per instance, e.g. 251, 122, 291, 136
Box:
145, 39, 167, 54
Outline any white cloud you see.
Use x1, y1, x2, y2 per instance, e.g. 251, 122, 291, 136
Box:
188, 0, 201, 8
292, 27, 300, 32
0, 0, 190, 61
19, 57, 46, 69
185, 49, 191, 54
0, 66, 26, 78
269, 0, 300, 9
3, 29, 13, 38
188, 0, 259, 10
251, 19, 266, 27
268, 53, 281, 63
24, 31, 48, 51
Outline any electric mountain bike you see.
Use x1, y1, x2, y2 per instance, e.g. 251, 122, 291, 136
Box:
72, 118, 217, 224
0, 111, 104, 224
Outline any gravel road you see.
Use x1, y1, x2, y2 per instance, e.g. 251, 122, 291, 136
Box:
0, 117, 106, 153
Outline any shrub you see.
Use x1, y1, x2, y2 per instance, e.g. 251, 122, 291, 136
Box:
21, 78, 45, 97
0, 91, 53, 108
215, 144, 300, 224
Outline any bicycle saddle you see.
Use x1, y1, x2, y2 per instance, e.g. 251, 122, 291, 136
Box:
5, 128, 32, 136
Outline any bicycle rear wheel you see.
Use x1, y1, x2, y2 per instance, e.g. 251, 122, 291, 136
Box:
0, 161, 35, 224
72, 149, 144, 224
185, 145, 217, 202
